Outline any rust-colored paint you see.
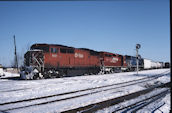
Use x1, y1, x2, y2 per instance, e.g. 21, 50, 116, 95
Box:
31, 44, 126, 69
43, 45, 100, 68
100, 52, 124, 67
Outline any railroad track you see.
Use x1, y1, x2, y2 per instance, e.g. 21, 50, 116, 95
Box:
112, 89, 170, 113
62, 82, 170, 113
0, 71, 170, 112
0, 70, 169, 93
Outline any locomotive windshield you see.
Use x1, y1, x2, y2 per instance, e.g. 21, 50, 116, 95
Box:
31, 44, 49, 52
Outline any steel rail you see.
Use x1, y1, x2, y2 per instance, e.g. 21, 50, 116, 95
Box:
113, 89, 169, 113
61, 82, 170, 113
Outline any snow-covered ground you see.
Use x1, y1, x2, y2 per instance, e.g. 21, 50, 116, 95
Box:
0, 71, 19, 78
96, 88, 170, 113
0, 68, 4, 77
0, 69, 170, 113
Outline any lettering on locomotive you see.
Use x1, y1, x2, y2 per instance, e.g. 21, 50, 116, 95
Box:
75, 53, 84, 58
110, 57, 118, 63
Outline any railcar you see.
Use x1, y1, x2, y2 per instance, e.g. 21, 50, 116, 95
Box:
21, 44, 101, 79
143, 58, 151, 69
125, 55, 144, 71
164, 62, 170, 68
151, 60, 160, 69
99, 52, 127, 73
143, 58, 164, 70
20, 43, 166, 80
159, 62, 164, 68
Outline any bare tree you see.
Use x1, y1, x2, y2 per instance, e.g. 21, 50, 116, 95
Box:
17, 43, 31, 67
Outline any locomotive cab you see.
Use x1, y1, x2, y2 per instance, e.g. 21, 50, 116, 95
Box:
24, 50, 44, 71
20, 44, 47, 79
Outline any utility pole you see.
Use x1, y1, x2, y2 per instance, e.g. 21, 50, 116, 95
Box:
14, 35, 18, 71
136, 44, 141, 75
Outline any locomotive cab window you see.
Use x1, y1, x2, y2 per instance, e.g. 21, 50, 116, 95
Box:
60, 48, 74, 54
31, 46, 49, 52
51, 48, 58, 53
90, 51, 99, 56
118, 55, 122, 58
60, 48, 67, 53
105, 54, 112, 57
67, 49, 74, 54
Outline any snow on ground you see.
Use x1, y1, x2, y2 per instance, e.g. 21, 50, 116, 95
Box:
0, 68, 4, 77
96, 88, 170, 113
156, 93, 171, 113
0, 69, 170, 113
0, 71, 19, 78
138, 92, 171, 113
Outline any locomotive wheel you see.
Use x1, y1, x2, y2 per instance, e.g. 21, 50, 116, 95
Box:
33, 73, 39, 80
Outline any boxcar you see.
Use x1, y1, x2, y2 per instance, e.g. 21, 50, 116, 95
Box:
143, 58, 152, 69
151, 60, 157, 69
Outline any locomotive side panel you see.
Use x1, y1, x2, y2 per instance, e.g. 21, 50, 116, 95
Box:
100, 52, 122, 67
44, 45, 100, 69
44, 45, 59, 68
122, 56, 127, 67
89, 55, 100, 67
59, 47, 75, 67
125, 55, 144, 71
74, 49, 89, 67
44, 45, 75, 68
77, 48, 100, 67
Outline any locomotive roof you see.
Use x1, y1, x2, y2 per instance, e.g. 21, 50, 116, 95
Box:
78, 48, 99, 53
99, 51, 113, 54
31, 43, 99, 52
31, 43, 75, 49
99, 51, 117, 55
28, 49, 43, 52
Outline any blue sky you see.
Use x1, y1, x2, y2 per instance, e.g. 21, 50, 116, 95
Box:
0, 0, 170, 66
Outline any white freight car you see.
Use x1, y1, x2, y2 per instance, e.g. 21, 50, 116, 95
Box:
161, 62, 165, 68
150, 61, 162, 69
151, 61, 157, 69
143, 59, 152, 69
156, 62, 161, 68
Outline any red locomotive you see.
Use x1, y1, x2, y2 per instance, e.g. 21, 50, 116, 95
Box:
20, 43, 127, 79
99, 52, 127, 73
